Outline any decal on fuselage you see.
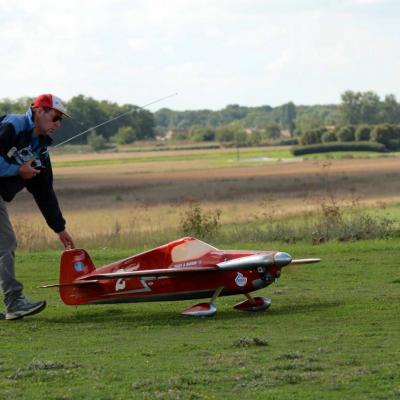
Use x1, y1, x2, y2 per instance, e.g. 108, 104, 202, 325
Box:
109, 276, 155, 296
235, 272, 247, 287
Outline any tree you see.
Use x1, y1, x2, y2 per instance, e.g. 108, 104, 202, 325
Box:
113, 126, 136, 144
264, 123, 281, 140
340, 90, 362, 124
339, 90, 380, 125
380, 94, 400, 124
279, 102, 297, 130
294, 114, 322, 135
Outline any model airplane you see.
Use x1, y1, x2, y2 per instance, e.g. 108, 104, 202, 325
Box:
42, 237, 320, 317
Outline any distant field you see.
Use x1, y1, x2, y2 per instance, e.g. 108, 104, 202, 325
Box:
1, 239, 399, 399
50, 147, 399, 168
8, 147, 400, 250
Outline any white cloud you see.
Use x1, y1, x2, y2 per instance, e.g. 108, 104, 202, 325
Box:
0, 0, 399, 109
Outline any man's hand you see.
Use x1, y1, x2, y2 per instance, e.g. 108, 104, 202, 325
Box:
58, 230, 75, 249
19, 159, 40, 180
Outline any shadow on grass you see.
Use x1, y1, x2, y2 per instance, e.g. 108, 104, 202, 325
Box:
35, 300, 342, 327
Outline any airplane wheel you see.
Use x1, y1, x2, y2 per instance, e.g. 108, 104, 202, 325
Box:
233, 296, 271, 312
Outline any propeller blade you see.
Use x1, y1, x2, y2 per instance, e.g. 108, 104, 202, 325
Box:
290, 258, 320, 265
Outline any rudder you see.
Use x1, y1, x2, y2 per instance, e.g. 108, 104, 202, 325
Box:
59, 249, 97, 305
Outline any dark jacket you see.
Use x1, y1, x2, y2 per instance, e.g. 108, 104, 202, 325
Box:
0, 109, 66, 233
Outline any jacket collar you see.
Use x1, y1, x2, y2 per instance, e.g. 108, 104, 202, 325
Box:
25, 108, 36, 131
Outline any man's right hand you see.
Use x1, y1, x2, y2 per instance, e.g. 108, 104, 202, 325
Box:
19, 159, 40, 180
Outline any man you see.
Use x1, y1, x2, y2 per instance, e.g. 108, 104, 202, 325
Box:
0, 94, 74, 320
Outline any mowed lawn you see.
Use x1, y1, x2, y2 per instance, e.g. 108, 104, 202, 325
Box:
1, 239, 399, 400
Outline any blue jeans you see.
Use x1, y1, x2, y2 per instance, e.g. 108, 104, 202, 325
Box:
0, 197, 23, 309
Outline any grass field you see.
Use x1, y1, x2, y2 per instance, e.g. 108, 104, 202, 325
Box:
2, 146, 399, 399
0, 239, 399, 400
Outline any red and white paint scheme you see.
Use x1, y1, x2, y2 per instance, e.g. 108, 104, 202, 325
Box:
42, 237, 320, 317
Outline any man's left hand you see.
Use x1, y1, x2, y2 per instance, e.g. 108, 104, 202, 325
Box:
58, 230, 75, 249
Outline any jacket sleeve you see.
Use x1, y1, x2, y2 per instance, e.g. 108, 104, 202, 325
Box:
0, 123, 20, 177
25, 154, 66, 233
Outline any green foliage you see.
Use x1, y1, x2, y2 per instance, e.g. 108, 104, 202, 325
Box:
170, 129, 190, 141
387, 139, 400, 151
355, 124, 371, 141
370, 124, 400, 146
292, 141, 387, 156
321, 130, 337, 143
300, 128, 326, 145
56, 95, 154, 145
155, 103, 338, 132
87, 130, 108, 151
112, 126, 136, 144
189, 126, 215, 142
179, 203, 221, 238
336, 125, 355, 142
215, 121, 247, 145
293, 113, 325, 135
264, 123, 281, 139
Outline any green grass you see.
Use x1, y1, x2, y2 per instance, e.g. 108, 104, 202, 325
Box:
52, 148, 293, 168
1, 239, 399, 399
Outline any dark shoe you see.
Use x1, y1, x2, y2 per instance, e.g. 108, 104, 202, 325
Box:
0, 312, 5, 320
6, 297, 46, 320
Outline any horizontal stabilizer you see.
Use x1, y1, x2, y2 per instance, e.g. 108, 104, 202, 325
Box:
290, 258, 320, 265
40, 280, 99, 288
79, 266, 218, 281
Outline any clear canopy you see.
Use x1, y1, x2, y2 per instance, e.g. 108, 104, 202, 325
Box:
171, 239, 217, 263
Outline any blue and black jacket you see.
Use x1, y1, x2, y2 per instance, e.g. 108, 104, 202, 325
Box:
0, 108, 66, 233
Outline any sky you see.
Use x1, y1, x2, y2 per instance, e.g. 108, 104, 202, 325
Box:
0, 0, 399, 111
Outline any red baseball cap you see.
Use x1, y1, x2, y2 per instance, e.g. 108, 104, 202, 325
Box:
32, 94, 71, 117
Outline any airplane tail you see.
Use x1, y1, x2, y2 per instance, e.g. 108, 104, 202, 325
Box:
58, 249, 98, 305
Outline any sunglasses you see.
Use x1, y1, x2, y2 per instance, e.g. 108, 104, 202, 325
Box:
52, 115, 63, 123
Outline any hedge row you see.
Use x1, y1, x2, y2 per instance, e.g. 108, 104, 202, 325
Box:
291, 141, 387, 156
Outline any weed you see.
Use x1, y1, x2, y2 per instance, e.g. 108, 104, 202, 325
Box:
179, 203, 221, 239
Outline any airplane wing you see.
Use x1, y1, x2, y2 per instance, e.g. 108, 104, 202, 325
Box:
78, 266, 219, 281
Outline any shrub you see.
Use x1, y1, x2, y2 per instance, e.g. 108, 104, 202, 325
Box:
87, 130, 108, 151
355, 125, 371, 141
336, 126, 355, 142
300, 128, 326, 145
179, 203, 221, 238
321, 130, 337, 143
370, 124, 399, 146
113, 126, 136, 144
291, 141, 387, 156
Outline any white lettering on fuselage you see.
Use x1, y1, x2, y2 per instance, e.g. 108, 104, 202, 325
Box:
173, 260, 202, 269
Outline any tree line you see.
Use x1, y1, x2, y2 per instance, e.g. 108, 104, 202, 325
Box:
1, 91, 400, 148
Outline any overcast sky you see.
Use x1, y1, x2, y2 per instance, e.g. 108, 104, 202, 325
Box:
0, 0, 399, 110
